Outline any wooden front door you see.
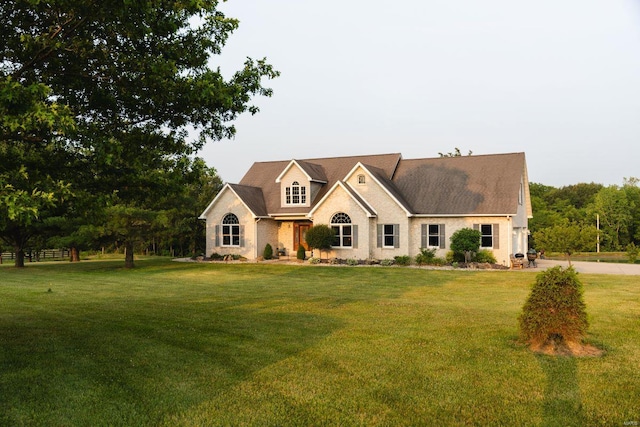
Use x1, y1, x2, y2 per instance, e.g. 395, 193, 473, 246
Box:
294, 222, 311, 251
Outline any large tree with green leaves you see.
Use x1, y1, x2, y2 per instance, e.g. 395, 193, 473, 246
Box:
622, 178, 640, 245
0, 76, 75, 267
588, 185, 633, 250
1, 0, 278, 267
532, 221, 598, 265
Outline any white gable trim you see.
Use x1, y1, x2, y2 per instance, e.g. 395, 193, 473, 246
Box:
344, 162, 412, 217
275, 160, 327, 184
198, 184, 261, 220
308, 181, 377, 218
275, 160, 308, 183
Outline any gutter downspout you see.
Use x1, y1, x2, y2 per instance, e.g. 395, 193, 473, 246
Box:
507, 216, 512, 267
255, 218, 261, 259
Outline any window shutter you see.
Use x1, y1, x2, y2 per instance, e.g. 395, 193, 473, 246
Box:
377, 224, 382, 248
239, 225, 245, 248
421, 224, 427, 248
439, 224, 446, 249
492, 224, 499, 249
352, 225, 358, 249
214, 225, 220, 247
393, 224, 400, 248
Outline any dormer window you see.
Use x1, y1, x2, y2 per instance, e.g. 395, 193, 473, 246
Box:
285, 181, 306, 205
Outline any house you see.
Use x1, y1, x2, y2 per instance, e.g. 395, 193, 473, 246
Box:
199, 152, 532, 265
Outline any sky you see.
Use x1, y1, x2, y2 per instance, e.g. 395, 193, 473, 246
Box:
198, 0, 640, 188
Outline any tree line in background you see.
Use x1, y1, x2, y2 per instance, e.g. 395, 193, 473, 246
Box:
1, 0, 277, 267
529, 178, 640, 259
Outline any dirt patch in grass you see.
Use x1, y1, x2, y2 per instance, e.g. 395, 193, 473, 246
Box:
530, 336, 605, 357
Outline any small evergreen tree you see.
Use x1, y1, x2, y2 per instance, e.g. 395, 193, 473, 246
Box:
296, 244, 306, 260
263, 243, 273, 260
519, 266, 589, 351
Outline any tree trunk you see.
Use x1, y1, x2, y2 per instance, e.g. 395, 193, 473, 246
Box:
125, 241, 135, 268
14, 246, 25, 268
70, 246, 80, 262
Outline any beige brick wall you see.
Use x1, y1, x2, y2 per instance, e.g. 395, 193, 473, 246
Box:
410, 217, 513, 267
204, 189, 255, 259
345, 166, 410, 260
311, 184, 370, 260
256, 219, 279, 259
277, 221, 295, 257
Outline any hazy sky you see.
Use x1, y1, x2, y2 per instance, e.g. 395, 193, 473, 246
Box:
198, 0, 640, 187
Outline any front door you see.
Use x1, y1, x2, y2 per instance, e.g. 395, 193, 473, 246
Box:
294, 222, 311, 251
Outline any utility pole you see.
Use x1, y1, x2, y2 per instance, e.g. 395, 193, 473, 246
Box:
596, 214, 600, 253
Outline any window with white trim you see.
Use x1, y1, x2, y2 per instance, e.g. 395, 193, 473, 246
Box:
481, 224, 493, 247
331, 212, 353, 247
383, 224, 395, 247
518, 182, 523, 205
377, 224, 399, 248
421, 224, 445, 249
222, 213, 240, 246
285, 181, 306, 205
428, 224, 440, 247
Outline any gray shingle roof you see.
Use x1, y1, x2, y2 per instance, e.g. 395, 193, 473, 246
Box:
295, 160, 328, 183
229, 152, 527, 217
228, 184, 269, 217
393, 152, 526, 215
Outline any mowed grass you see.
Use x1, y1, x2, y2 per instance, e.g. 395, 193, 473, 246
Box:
1, 259, 639, 426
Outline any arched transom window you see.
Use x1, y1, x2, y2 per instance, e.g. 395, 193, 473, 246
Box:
222, 213, 240, 246
285, 181, 306, 205
331, 212, 352, 247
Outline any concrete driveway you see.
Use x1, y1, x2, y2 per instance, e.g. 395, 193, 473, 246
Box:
527, 258, 640, 275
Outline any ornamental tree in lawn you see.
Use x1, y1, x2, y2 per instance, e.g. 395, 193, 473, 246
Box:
532, 220, 597, 265
449, 227, 481, 264
304, 224, 335, 259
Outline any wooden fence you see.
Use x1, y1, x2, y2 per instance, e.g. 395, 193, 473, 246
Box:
0, 249, 70, 263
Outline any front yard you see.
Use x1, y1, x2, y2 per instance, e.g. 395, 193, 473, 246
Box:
1, 258, 638, 426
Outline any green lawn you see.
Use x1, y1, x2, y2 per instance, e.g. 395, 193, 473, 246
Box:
1, 258, 638, 426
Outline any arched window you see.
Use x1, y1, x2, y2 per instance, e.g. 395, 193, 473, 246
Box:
222, 213, 240, 246
285, 181, 306, 205
331, 212, 353, 247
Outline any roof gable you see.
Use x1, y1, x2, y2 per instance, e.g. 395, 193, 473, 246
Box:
275, 159, 327, 183
240, 153, 402, 215
308, 181, 377, 218
344, 162, 413, 216
198, 183, 268, 219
